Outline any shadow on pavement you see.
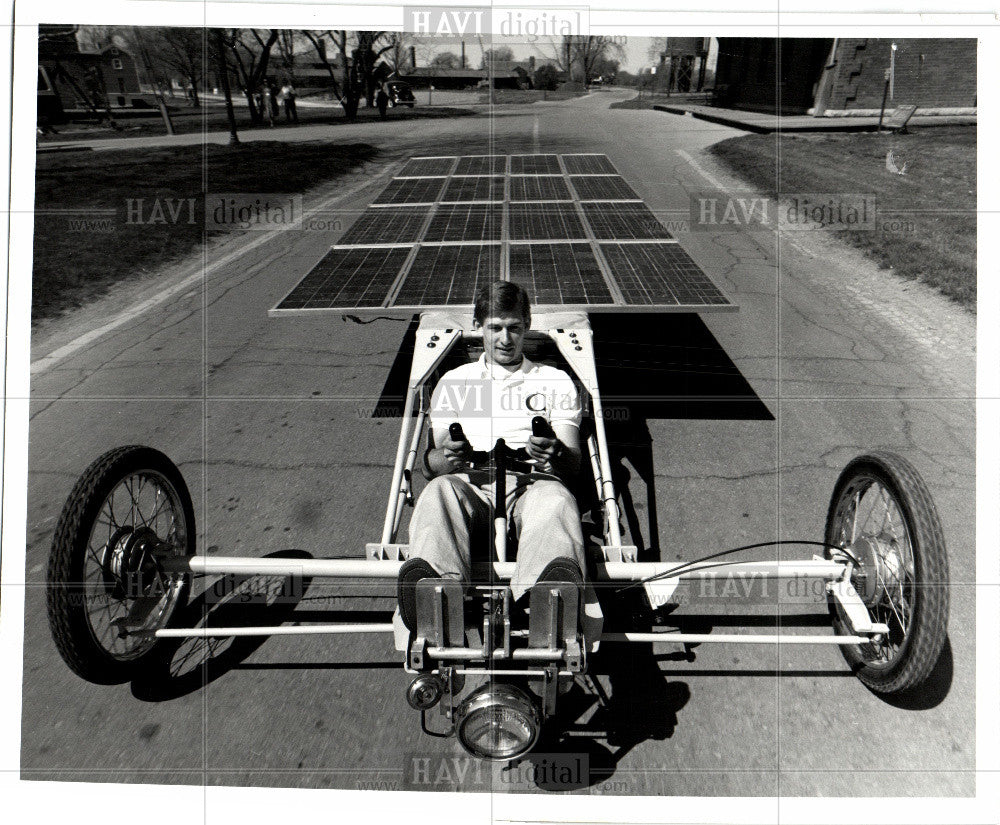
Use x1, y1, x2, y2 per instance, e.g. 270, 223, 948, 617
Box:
130, 550, 314, 702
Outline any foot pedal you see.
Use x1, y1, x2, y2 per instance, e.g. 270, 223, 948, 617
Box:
528, 583, 579, 650
415, 579, 464, 647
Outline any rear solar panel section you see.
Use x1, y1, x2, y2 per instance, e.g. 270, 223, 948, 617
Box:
442, 176, 504, 202
399, 157, 456, 176
570, 175, 640, 201
509, 203, 586, 240
393, 244, 501, 306
374, 177, 445, 205
582, 202, 674, 240
562, 154, 618, 174
509, 243, 613, 305
424, 204, 502, 242
276, 246, 411, 309
509, 176, 571, 202
601, 243, 730, 306
510, 154, 561, 174
337, 206, 428, 246
454, 155, 507, 175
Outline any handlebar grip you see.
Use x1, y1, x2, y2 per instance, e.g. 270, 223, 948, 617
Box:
531, 416, 554, 438
449, 422, 466, 442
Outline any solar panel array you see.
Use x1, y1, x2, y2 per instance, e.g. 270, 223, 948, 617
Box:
273, 154, 734, 314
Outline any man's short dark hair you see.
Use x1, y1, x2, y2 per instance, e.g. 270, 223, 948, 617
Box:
473, 281, 531, 325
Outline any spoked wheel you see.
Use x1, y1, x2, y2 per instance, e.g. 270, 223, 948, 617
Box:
825, 451, 949, 694
46, 446, 195, 684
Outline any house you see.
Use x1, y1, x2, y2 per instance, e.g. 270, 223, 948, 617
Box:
38, 25, 148, 121
713, 38, 976, 116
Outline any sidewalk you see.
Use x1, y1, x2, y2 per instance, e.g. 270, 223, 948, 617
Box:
653, 102, 976, 133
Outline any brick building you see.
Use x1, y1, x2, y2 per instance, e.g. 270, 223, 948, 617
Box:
714, 38, 976, 116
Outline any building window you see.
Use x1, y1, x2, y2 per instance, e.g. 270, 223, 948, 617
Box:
112, 58, 123, 70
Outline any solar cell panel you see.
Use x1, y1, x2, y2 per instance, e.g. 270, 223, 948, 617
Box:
275, 246, 412, 309
601, 243, 731, 307
424, 204, 502, 242
570, 175, 640, 201
582, 202, 674, 240
399, 157, 456, 176
272, 153, 735, 315
509, 243, 613, 305
393, 244, 501, 306
337, 207, 429, 246
510, 154, 561, 174
454, 155, 507, 175
373, 177, 446, 205
509, 203, 586, 240
442, 176, 504, 202
562, 154, 618, 175
509, 176, 572, 202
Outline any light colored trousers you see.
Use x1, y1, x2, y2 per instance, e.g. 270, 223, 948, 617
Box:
408, 473, 586, 601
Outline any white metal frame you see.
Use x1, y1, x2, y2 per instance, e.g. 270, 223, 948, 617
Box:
155, 311, 888, 648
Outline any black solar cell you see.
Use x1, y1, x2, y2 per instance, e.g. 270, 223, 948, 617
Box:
509, 243, 613, 305
442, 176, 504, 202
582, 203, 674, 240
509, 203, 586, 240
562, 154, 618, 174
454, 155, 507, 175
399, 157, 456, 176
374, 177, 446, 205
601, 243, 730, 307
424, 204, 502, 242
393, 245, 501, 306
337, 207, 429, 246
509, 176, 572, 201
276, 246, 412, 309
570, 175, 640, 201
510, 154, 561, 174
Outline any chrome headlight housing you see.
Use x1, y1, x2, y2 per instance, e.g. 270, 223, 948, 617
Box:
455, 683, 540, 761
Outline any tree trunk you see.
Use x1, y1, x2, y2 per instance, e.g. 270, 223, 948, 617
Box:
213, 30, 240, 145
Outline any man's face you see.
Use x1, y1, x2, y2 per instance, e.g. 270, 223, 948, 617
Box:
476, 313, 529, 366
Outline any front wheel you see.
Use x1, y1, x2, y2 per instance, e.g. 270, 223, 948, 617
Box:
825, 451, 949, 694
46, 446, 195, 683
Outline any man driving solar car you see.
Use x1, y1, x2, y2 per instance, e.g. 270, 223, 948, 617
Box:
397, 281, 587, 629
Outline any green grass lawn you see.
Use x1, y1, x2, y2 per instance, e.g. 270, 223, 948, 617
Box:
31, 141, 376, 323
708, 126, 976, 309
37, 101, 475, 143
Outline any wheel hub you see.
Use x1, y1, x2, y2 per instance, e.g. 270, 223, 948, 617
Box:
849, 535, 904, 607
101, 526, 166, 599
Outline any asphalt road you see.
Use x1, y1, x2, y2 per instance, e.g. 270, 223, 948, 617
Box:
20, 89, 977, 797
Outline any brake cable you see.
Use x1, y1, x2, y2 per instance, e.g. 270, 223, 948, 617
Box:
613, 539, 860, 595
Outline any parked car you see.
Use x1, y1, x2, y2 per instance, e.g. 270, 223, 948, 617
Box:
385, 81, 415, 108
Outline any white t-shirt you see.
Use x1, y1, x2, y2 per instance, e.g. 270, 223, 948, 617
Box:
429, 354, 582, 452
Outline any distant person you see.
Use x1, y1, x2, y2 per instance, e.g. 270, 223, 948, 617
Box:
281, 83, 298, 123
268, 81, 280, 121
376, 86, 389, 118
262, 83, 276, 126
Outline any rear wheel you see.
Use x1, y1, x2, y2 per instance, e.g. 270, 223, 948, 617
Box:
825, 451, 949, 694
46, 446, 195, 683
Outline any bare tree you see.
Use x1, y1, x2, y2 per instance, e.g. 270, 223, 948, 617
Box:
535, 35, 624, 86
302, 30, 354, 117
149, 28, 206, 106
212, 28, 239, 144
221, 28, 279, 124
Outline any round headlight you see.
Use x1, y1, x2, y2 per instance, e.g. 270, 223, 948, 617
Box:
455, 683, 540, 761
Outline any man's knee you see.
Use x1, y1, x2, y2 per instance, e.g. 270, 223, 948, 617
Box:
418, 474, 469, 506
523, 480, 579, 518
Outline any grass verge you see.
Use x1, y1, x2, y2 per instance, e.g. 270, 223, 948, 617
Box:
37, 101, 475, 143
31, 140, 377, 323
707, 126, 976, 309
